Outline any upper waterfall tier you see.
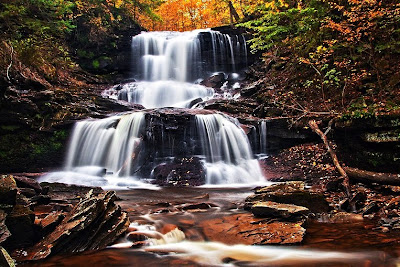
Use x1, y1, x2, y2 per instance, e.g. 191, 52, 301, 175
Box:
131, 29, 248, 82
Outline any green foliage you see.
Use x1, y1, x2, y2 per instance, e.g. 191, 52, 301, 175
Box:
0, 0, 158, 79
239, 2, 325, 54
240, 0, 400, 113
92, 59, 100, 69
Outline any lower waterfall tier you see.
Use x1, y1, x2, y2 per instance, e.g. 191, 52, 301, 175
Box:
40, 108, 265, 188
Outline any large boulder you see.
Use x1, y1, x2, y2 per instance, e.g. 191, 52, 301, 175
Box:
152, 157, 206, 186
200, 73, 226, 89
3, 204, 35, 250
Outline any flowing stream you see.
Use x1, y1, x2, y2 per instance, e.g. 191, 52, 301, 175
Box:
34, 29, 397, 266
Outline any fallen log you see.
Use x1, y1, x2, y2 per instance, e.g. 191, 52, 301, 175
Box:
344, 167, 400, 185
308, 119, 351, 197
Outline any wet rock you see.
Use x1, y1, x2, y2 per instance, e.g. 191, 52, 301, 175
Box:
0, 175, 18, 208
0, 211, 11, 244
361, 201, 381, 215
3, 204, 35, 250
0, 246, 15, 267
29, 195, 51, 205
329, 212, 364, 223
126, 232, 148, 242
255, 181, 305, 193
324, 178, 345, 192
240, 79, 265, 97
251, 201, 309, 219
201, 99, 258, 115
38, 211, 65, 236
188, 97, 203, 108
200, 73, 226, 89
41, 182, 103, 204
17, 190, 129, 261
193, 193, 209, 200
245, 182, 329, 213
152, 157, 206, 186
350, 191, 367, 210
339, 198, 350, 211
161, 224, 178, 234
181, 203, 213, 211
13, 176, 42, 193
199, 213, 305, 245
18, 188, 37, 198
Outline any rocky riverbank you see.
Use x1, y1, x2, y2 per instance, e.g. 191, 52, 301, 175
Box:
0, 175, 129, 265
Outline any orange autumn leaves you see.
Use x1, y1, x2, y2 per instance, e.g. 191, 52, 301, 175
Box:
137, 0, 229, 31
137, 0, 267, 32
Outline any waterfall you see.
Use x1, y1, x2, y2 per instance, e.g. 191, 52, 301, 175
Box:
196, 114, 263, 184
41, 29, 264, 188
103, 29, 248, 108
131, 29, 246, 82
65, 112, 145, 177
259, 120, 268, 155
115, 81, 213, 108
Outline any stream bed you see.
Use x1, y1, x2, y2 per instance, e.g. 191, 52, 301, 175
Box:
22, 187, 400, 267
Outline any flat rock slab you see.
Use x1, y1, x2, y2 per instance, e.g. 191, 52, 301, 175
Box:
199, 213, 305, 245
251, 201, 310, 219
246, 182, 330, 213
255, 181, 305, 193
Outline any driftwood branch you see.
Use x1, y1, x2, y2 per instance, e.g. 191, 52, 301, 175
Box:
344, 167, 400, 185
308, 120, 351, 197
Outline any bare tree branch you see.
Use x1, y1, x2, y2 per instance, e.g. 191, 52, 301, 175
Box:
308, 119, 351, 197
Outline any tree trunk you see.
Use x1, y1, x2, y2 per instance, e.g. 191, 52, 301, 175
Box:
308, 120, 351, 197
229, 1, 240, 25
344, 167, 400, 185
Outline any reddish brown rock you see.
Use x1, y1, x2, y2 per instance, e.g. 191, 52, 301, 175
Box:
38, 211, 65, 236
16, 190, 129, 261
329, 212, 364, 223
199, 213, 305, 245
13, 176, 42, 193
181, 203, 213, 211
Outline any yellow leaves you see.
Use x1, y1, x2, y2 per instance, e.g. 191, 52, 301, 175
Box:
316, 45, 327, 54
114, 0, 123, 8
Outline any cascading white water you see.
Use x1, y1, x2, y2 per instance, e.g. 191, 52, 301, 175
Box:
132, 31, 201, 82
132, 29, 246, 82
41, 29, 264, 188
106, 81, 214, 108
196, 114, 263, 184
260, 120, 268, 154
66, 112, 145, 177
103, 29, 247, 108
